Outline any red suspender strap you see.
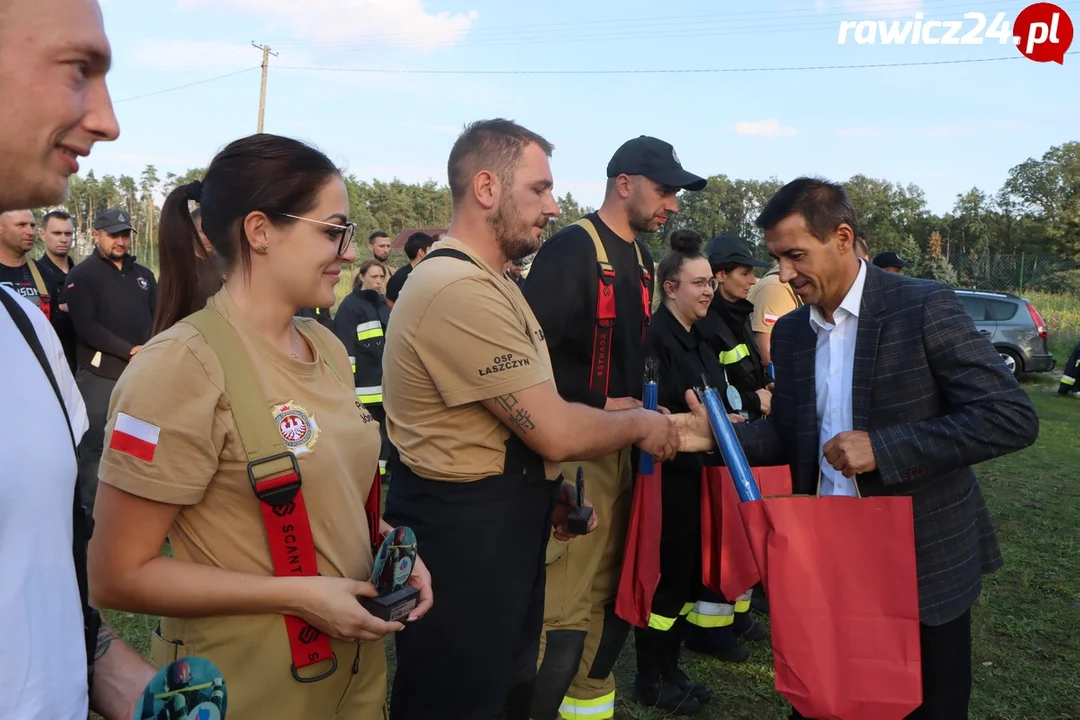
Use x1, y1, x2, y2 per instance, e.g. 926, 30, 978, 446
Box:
248, 453, 337, 682
639, 263, 652, 338
591, 262, 616, 395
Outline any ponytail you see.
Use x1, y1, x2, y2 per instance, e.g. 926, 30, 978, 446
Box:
151, 182, 205, 335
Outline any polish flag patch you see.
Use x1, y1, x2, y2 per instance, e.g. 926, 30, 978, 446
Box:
763, 313, 779, 326
109, 412, 161, 463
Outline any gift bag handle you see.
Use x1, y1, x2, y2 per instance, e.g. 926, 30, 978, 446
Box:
815, 457, 863, 498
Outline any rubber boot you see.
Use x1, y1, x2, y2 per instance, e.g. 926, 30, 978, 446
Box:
633, 627, 701, 715
684, 623, 750, 663
750, 581, 770, 615
733, 610, 768, 641
663, 620, 711, 704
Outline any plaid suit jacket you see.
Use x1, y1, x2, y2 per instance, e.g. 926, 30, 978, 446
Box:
737, 263, 1039, 626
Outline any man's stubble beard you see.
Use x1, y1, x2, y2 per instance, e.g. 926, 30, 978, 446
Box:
489, 195, 539, 261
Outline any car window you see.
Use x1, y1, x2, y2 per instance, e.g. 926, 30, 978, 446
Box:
987, 299, 1018, 322
959, 296, 989, 321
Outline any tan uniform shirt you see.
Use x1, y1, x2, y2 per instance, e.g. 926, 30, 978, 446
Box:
383, 237, 560, 482
99, 288, 385, 716
747, 267, 801, 334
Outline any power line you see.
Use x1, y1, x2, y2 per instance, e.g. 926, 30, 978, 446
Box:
266, 0, 975, 49
113, 67, 261, 104
274, 53, 1078, 76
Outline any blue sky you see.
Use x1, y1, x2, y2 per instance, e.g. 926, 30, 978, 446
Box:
89, 0, 1079, 215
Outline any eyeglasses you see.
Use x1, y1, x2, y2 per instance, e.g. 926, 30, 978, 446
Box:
276, 213, 356, 256
674, 277, 719, 292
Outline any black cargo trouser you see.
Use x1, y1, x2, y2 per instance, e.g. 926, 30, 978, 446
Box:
384, 457, 558, 720
75, 368, 116, 518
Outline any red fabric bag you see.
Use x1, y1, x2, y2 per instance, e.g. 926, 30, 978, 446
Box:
738, 484, 923, 720
614, 463, 663, 628
701, 465, 792, 600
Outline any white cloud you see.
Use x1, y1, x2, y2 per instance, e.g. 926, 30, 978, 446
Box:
835, 127, 885, 139
729, 120, 797, 138
175, 0, 478, 51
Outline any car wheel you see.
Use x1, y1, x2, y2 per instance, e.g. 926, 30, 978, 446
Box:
998, 348, 1021, 377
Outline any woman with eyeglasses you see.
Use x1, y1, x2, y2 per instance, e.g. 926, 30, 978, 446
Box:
681, 233, 774, 665
87, 133, 432, 718
632, 229, 745, 715
333, 259, 391, 478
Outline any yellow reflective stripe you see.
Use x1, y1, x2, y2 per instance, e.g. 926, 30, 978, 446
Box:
680, 602, 694, 616
719, 343, 750, 365
734, 598, 751, 613
356, 385, 382, 404
356, 320, 383, 342
1063, 375, 1075, 386
688, 600, 734, 628
559, 691, 615, 719
348, 356, 356, 374
648, 614, 677, 631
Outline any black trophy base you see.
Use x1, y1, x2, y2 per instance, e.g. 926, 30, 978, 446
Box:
361, 585, 420, 623
565, 507, 594, 536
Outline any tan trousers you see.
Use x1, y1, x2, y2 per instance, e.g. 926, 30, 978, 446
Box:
536, 448, 633, 719
152, 612, 387, 719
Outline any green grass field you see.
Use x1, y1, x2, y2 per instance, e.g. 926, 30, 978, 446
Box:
103, 381, 1079, 719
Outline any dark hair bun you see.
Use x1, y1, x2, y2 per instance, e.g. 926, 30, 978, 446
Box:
669, 229, 703, 254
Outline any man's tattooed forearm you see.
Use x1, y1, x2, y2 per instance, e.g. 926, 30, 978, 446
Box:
94, 623, 116, 661
495, 393, 536, 433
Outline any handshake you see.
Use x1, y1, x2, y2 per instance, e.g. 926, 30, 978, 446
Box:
604, 389, 731, 463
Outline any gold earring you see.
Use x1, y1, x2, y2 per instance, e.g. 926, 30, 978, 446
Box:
253, 244, 268, 255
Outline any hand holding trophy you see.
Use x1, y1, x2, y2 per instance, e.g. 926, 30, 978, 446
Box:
360, 526, 422, 623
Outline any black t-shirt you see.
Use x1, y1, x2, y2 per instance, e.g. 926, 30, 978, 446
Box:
522, 212, 655, 408
0, 261, 42, 305
385, 263, 414, 303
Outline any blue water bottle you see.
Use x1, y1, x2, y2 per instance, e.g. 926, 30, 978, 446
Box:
697, 375, 761, 502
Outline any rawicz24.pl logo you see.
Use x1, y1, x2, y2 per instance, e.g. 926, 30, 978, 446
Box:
837, 2, 1074, 64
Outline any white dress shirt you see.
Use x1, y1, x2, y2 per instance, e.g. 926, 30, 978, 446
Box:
809, 260, 867, 497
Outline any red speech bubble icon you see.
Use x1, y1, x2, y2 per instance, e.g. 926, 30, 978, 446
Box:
1014, 2, 1074, 64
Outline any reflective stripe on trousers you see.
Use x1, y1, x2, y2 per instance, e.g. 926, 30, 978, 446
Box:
647, 602, 694, 632
356, 320, 383, 342
687, 600, 734, 628
719, 343, 750, 365
559, 690, 616, 719
356, 386, 382, 405
1063, 375, 1075, 386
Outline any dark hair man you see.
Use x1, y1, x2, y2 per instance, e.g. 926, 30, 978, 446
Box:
738, 176, 1038, 720
65, 207, 157, 517
0, 1, 154, 718
381, 119, 708, 720
368, 230, 392, 263
385, 230, 435, 307
38, 209, 79, 370
522, 135, 708, 720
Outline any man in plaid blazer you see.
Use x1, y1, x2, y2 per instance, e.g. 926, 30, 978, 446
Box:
735, 177, 1039, 720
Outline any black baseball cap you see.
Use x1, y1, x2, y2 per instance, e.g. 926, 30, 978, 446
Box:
872, 251, 906, 269
706, 234, 771, 271
606, 136, 707, 192
93, 207, 136, 234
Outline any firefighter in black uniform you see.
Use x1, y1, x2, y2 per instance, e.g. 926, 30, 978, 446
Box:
523, 135, 708, 720
1059, 340, 1080, 396
380, 119, 695, 720
65, 207, 157, 516
635, 229, 753, 714
684, 233, 773, 662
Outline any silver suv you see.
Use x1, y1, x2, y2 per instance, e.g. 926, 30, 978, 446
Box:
955, 289, 1055, 377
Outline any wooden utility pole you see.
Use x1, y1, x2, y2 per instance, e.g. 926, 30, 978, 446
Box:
252, 42, 278, 133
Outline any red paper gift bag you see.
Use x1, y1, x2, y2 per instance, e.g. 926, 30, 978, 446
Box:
701, 465, 793, 600
739, 490, 923, 720
614, 464, 663, 629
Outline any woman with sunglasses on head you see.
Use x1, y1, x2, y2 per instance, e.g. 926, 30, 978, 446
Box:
682, 233, 774, 665
632, 229, 745, 715
333, 259, 391, 478
87, 133, 432, 718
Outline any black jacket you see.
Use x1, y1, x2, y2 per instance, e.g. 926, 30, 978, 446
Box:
36, 253, 77, 372
697, 296, 768, 420
65, 252, 157, 380
333, 289, 390, 404
645, 304, 730, 476
522, 213, 655, 408
296, 306, 334, 329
